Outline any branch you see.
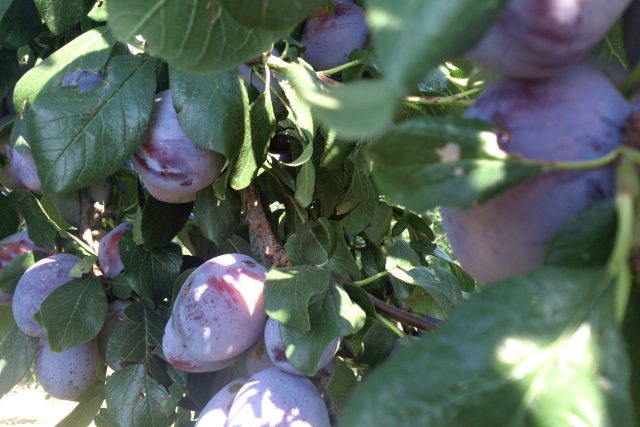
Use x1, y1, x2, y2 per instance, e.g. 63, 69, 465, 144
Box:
242, 183, 291, 268
368, 293, 440, 332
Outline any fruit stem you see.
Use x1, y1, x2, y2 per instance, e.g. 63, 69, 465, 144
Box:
352, 271, 389, 286
318, 60, 365, 76
405, 87, 482, 106
518, 148, 621, 171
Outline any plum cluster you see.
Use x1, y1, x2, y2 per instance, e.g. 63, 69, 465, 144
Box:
443, 1, 635, 283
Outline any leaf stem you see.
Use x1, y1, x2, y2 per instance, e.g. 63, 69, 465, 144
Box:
374, 312, 404, 337
405, 87, 482, 106
352, 271, 389, 286
318, 60, 364, 76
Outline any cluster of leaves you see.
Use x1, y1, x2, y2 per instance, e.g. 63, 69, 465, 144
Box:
0, 0, 639, 426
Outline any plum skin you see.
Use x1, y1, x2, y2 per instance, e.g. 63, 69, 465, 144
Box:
162, 317, 237, 373
0, 231, 38, 306
171, 253, 267, 362
194, 377, 248, 427
301, 0, 369, 70
35, 336, 97, 400
12, 253, 79, 337
264, 317, 340, 376
226, 368, 331, 427
98, 221, 132, 279
441, 65, 632, 284
132, 90, 224, 203
467, 0, 633, 78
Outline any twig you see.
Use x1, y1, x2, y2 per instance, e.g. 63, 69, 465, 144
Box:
368, 293, 440, 332
78, 189, 94, 250
242, 183, 291, 268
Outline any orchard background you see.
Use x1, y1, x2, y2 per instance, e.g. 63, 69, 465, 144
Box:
0, 0, 639, 426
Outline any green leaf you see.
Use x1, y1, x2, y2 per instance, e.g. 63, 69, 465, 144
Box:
37, 277, 107, 352
286, 220, 361, 280
105, 364, 173, 427
369, 117, 544, 211
34, 0, 93, 35
170, 67, 248, 160
294, 161, 315, 207
108, 0, 280, 73
0, 0, 42, 49
141, 196, 193, 250
544, 199, 616, 267
193, 186, 241, 245
28, 55, 157, 193
339, 268, 634, 427
0, 321, 38, 398
264, 266, 332, 330
12, 27, 116, 110
0, 49, 18, 100
405, 264, 463, 318
364, 201, 393, 246
327, 358, 359, 412
220, 0, 323, 30
0, 194, 19, 240
281, 282, 365, 375
0, 252, 34, 294
119, 232, 182, 304
106, 302, 164, 366
337, 167, 378, 235
56, 393, 105, 427
7, 190, 58, 248
230, 92, 277, 190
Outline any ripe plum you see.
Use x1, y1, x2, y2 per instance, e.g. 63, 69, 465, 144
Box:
97, 221, 132, 279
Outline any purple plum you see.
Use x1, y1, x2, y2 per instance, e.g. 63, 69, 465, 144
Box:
12, 253, 79, 336
467, 0, 633, 78
12, 148, 41, 193
441, 65, 632, 283
226, 368, 331, 427
97, 221, 133, 279
0, 143, 26, 190
0, 231, 38, 306
264, 317, 340, 376
34, 336, 96, 400
300, 0, 369, 70
162, 317, 237, 373
194, 377, 248, 427
131, 90, 224, 203
171, 253, 267, 362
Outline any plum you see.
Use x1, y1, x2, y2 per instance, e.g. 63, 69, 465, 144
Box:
97, 299, 131, 370
12, 147, 41, 193
0, 143, 26, 190
162, 317, 237, 373
226, 368, 331, 427
34, 336, 96, 400
467, 0, 633, 78
300, 0, 369, 71
97, 221, 132, 279
243, 338, 276, 376
194, 377, 247, 427
171, 253, 267, 362
131, 90, 224, 203
264, 317, 340, 376
12, 253, 79, 337
0, 231, 38, 306
441, 65, 631, 283
52, 179, 113, 228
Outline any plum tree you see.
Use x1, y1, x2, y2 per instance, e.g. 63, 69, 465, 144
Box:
162, 318, 237, 373
51, 179, 112, 228
300, 0, 368, 70
131, 90, 224, 203
264, 317, 340, 376
97, 221, 132, 279
194, 377, 247, 427
466, 0, 633, 78
441, 65, 632, 283
171, 253, 267, 362
34, 336, 97, 400
12, 253, 79, 336
226, 368, 331, 427
0, 231, 38, 306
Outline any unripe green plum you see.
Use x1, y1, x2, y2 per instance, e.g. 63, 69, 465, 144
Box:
12, 253, 79, 337
264, 317, 340, 376
131, 90, 224, 203
442, 65, 631, 283
97, 221, 132, 279
226, 368, 331, 427
34, 336, 97, 400
300, 0, 369, 70
52, 179, 113, 228
171, 253, 267, 362
194, 377, 248, 427
467, 0, 633, 78
0, 231, 37, 306
162, 317, 237, 373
